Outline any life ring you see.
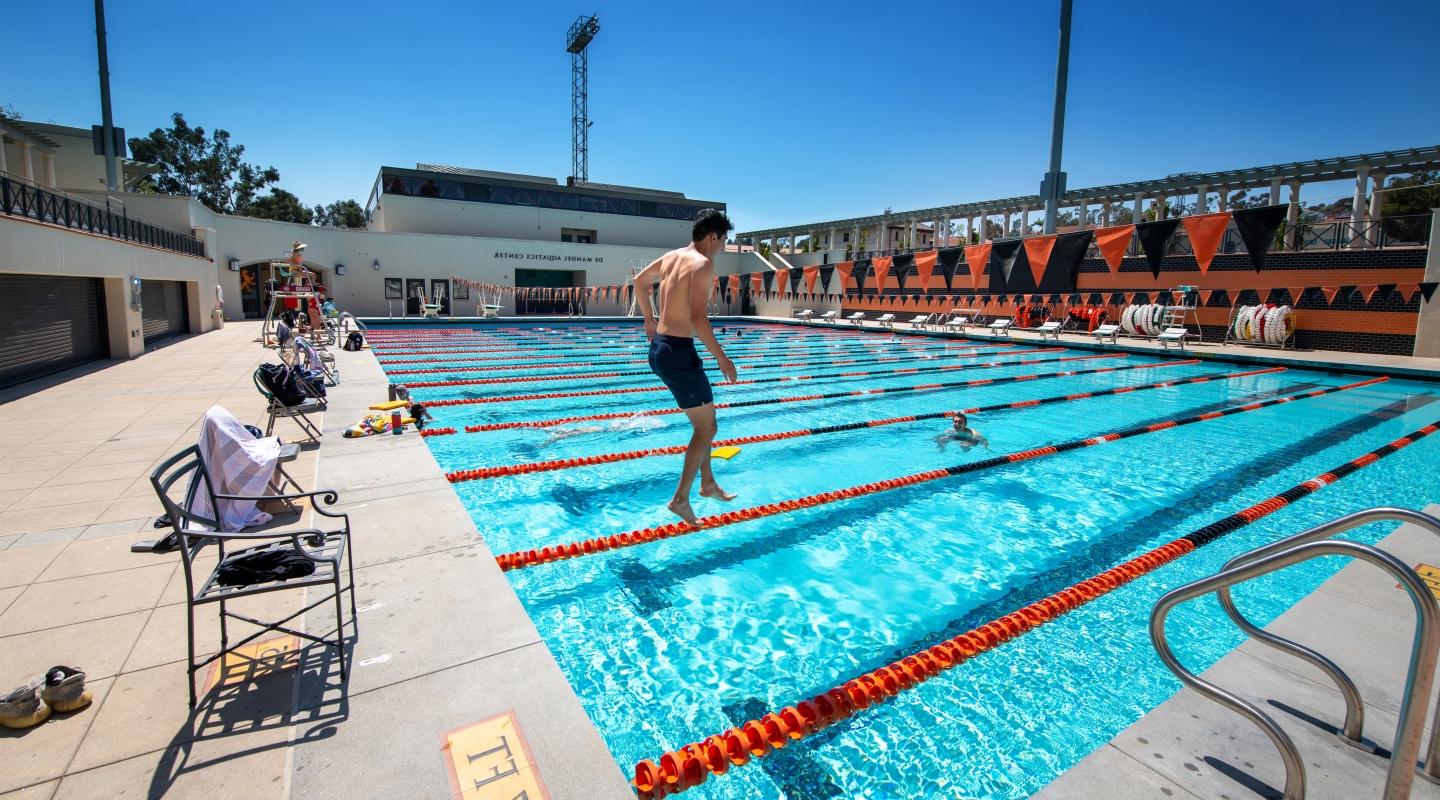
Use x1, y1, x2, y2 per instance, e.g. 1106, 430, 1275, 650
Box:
1265, 306, 1294, 344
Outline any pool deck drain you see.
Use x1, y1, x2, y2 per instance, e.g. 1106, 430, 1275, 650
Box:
1035, 505, 1440, 800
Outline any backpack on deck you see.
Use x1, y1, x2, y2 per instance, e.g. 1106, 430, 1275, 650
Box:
343, 331, 365, 351
258, 363, 314, 406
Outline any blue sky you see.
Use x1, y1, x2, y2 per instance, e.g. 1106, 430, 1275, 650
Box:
4, 0, 1438, 232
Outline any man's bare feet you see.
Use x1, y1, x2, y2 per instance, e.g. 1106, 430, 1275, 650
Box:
699, 483, 737, 502
667, 498, 701, 526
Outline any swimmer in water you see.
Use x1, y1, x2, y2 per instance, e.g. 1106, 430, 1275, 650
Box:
935, 413, 989, 452
542, 414, 663, 445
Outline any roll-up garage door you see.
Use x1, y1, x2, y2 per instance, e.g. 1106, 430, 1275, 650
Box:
141, 280, 188, 344
0, 274, 109, 389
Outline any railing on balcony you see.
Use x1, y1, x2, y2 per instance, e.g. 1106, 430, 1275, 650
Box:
838, 213, 1432, 262
0, 173, 206, 258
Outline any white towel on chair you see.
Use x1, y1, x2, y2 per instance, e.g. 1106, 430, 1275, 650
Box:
295, 338, 324, 372
192, 406, 282, 531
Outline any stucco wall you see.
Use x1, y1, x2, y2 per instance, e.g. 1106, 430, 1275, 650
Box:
371, 192, 698, 249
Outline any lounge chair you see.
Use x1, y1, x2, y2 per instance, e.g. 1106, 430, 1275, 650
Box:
819, 310, 839, 323
1157, 326, 1189, 349
876, 313, 896, 329
795, 309, 814, 322
254, 366, 326, 444
1092, 323, 1121, 344
987, 319, 1013, 337
846, 312, 866, 324
150, 444, 356, 708
1034, 320, 1063, 341
907, 314, 932, 329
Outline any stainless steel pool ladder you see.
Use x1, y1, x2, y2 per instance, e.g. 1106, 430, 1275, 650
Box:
1149, 507, 1440, 800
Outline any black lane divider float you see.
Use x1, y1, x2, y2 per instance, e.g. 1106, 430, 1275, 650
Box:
383, 341, 1015, 373
446, 365, 1279, 481
628, 401, 1433, 797
417, 350, 1106, 407
495, 377, 1385, 572
401, 344, 1040, 389
446, 358, 1191, 435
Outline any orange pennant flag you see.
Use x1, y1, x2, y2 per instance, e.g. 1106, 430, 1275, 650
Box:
835, 261, 855, 293
1363, 285, 1380, 304
1288, 287, 1305, 304
1022, 235, 1057, 288
727, 274, 740, 294
1182, 212, 1231, 274
914, 251, 938, 293
1321, 286, 1340, 305
1198, 289, 1213, 307
803, 265, 819, 295
871, 257, 893, 292
750, 273, 765, 296
1396, 283, 1418, 302
963, 244, 991, 289
1093, 224, 1134, 276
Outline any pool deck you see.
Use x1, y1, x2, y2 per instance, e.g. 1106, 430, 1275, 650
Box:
4, 316, 1438, 800
1034, 505, 1440, 800
0, 321, 630, 800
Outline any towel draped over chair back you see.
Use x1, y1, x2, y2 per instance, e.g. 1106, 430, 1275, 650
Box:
192, 406, 282, 531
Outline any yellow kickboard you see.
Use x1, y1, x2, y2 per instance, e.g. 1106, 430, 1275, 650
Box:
369, 400, 409, 411
711, 446, 742, 460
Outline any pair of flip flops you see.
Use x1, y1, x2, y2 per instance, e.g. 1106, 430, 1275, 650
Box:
0, 667, 91, 729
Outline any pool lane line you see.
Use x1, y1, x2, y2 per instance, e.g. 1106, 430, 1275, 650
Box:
400, 345, 1038, 389
368, 322, 951, 351
627, 401, 1431, 798
450, 359, 1195, 434
417, 351, 1110, 407
445, 363, 1273, 481
493, 376, 1385, 573
383, 341, 1017, 373
373, 332, 976, 359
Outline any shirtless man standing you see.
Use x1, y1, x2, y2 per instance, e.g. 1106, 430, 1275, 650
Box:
635, 209, 739, 525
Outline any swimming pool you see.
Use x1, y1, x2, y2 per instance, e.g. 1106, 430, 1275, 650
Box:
374, 321, 1440, 799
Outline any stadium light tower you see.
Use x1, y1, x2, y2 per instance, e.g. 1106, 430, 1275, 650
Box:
566, 14, 600, 184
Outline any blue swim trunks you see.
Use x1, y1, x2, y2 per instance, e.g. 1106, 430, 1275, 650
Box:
648, 334, 713, 409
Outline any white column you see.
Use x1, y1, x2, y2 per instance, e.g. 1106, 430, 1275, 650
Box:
1077, 199, 1088, 230
829, 227, 839, 252
1216, 186, 1228, 213
19, 142, 34, 182
1194, 184, 1209, 215
1101, 201, 1112, 227
852, 225, 861, 254
908, 219, 917, 251
1368, 173, 1386, 220
1019, 206, 1031, 235
1132, 193, 1144, 224
942, 216, 951, 247
1349, 167, 1370, 248
41, 153, 56, 188
1156, 193, 1168, 220
0, 136, 7, 173
1268, 177, 1283, 206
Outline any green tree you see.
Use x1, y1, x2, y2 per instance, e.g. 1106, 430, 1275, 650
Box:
1380, 171, 1439, 242
128, 112, 279, 214
245, 188, 313, 224
313, 199, 366, 228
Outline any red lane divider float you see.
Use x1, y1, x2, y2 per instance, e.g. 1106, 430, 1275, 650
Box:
418, 427, 456, 437
494, 377, 1384, 572
630, 407, 1434, 798
447, 358, 1193, 436
417, 350, 1100, 407
383, 341, 1015, 374
400, 345, 1025, 388
447, 366, 1279, 481
372, 333, 976, 359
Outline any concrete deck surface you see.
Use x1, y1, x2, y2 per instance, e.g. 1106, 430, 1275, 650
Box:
0, 321, 629, 800
1036, 506, 1440, 800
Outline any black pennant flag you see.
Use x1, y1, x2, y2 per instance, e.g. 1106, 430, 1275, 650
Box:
1232, 204, 1289, 272
989, 239, 1023, 293
1135, 218, 1182, 278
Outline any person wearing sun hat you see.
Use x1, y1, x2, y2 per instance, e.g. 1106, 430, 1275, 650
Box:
283, 241, 314, 312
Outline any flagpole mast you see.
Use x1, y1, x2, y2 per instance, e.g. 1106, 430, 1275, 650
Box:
1041, 0, 1072, 235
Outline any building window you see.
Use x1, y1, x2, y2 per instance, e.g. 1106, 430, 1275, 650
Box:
561, 228, 597, 244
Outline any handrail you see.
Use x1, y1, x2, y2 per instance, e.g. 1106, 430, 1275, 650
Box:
0, 174, 206, 258
1216, 508, 1440, 771
1151, 538, 1439, 800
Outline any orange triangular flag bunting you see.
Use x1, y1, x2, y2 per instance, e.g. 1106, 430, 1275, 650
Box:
835, 261, 854, 293
1321, 286, 1340, 305
1395, 283, 1418, 302
1288, 287, 1305, 304
1182, 212, 1231, 274
871, 257, 892, 291
1022, 235, 1057, 287
751, 273, 764, 296
803, 265, 818, 294
1093, 224, 1134, 275
1363, 285, 1380, 304
963, 244, 991, 289
727, 275, 739, 294
914, 251, 937, 293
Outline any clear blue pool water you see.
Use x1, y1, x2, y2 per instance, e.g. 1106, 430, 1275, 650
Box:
376, 320, 1440, 799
